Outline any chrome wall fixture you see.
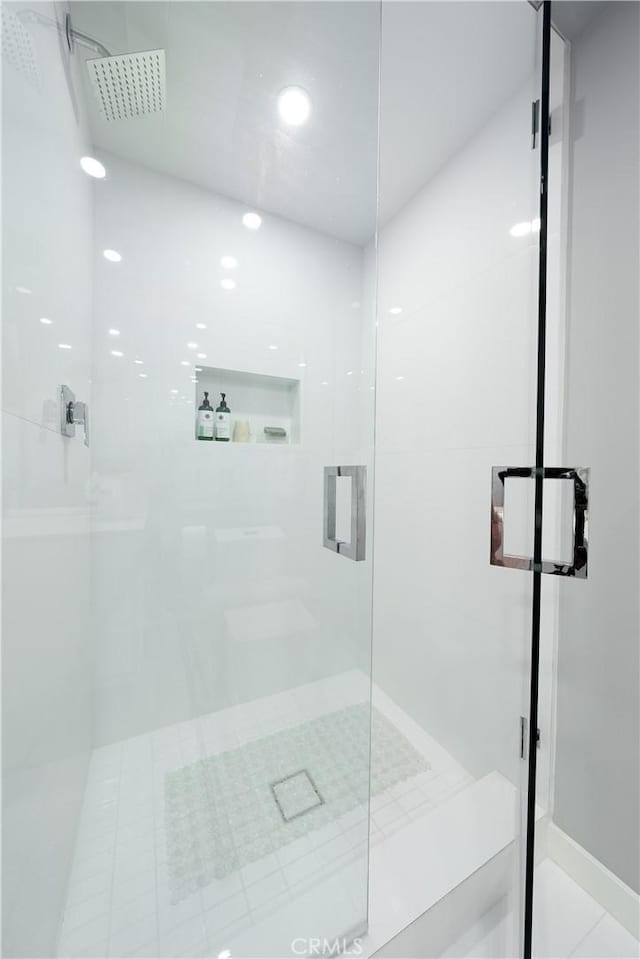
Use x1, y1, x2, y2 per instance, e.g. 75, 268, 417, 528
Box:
60, 385, 89, 447
323, 466, 366, 562
490, 466, 589, 578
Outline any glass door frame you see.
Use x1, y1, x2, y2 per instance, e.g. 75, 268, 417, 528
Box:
524, 2, 552, 956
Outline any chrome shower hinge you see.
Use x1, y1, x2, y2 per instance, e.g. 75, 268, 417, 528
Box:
520, 717, 541, 759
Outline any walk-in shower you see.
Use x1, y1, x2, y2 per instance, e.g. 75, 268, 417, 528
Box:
2, 2, 638, 958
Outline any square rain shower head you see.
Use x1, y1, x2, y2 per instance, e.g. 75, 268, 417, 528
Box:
86, 49, 166, 121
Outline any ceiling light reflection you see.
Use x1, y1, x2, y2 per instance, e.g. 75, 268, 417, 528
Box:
80, 156, 106, 179
242, 212, 262, 230
278, 86, 312, 126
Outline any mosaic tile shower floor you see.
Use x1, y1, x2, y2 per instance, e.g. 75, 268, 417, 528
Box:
164, 703, 429, 901
57, 673, 473, 958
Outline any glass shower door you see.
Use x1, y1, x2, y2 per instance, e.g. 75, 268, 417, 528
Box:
2, 3, 380, 957
369, 2, 547, 955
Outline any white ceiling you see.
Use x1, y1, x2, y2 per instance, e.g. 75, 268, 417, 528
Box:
551, 1, 607, 40
378, 2, 537, 225
71, 1, 380, 245
72, 1, 541, 247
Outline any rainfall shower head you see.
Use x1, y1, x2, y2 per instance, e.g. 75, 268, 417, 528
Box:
1, 7, 40, 88
3, 10, 166, 121
86, 49, 166, 121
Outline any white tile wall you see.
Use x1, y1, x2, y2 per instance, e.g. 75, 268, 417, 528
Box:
372, 53, 548, 792
89, 153, 375, 748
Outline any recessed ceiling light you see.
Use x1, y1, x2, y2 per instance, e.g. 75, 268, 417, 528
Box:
187, 342, 198, 350
196, 322, 207, 329
103, 249, 122, 262
180, 360, 190, 366
58, 343, 72, 350
242, 212, 262, 231
509, 221, 532, 238
220, 278, 236, 290
220, 255, 238, 270
39, 317, 52, 325
196, 352, 207, 359
16, 286, 32, 295
80, 156, 106, 179
108, 328, 120, 336
134, 359, 144, 365
389, 306, 403, 316
278, 86, 312, 126
268, 344, 278, 350
111, 350, 123, 357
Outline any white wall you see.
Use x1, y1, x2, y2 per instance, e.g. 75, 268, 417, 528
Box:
1, 3, 94, 954
553, 1, 640, 894
90, 153, 374, 745
372, 78, 543, 787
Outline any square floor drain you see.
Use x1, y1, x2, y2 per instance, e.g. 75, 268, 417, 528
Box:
270, 768, 324, 822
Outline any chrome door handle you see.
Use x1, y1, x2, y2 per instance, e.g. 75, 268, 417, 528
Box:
490, 466, 589, 578
323, 466, 366, 562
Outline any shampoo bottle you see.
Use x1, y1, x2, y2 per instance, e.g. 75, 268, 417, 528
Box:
196, 392, 214, 441
215, 392, 231, 441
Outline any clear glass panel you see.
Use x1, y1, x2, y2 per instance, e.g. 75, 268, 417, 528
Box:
370, 2, 544, 955
534, 5, 640, 958
2, 2, 380, 957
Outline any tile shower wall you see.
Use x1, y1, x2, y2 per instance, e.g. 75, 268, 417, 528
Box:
1, 3, 94, 955
372, 75, 543, 786
90, 153, 374, 746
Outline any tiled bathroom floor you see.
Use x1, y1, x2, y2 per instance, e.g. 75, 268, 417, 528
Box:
56, 671, 472, 958
447, 859, 640, 959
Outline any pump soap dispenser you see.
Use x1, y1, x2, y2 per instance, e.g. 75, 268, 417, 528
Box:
196, 391, 214, 441
215, 393, 231, 442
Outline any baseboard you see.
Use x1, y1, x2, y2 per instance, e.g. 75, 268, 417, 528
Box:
546, 822, 640, 939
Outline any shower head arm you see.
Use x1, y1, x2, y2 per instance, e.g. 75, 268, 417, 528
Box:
65, 16, 112, 59
16, 10, 112, 58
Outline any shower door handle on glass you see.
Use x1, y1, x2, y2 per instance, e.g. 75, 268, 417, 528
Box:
490, 466, 590, 578
323, 466, 366, 561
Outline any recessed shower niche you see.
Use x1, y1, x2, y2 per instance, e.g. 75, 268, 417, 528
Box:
194, 366, 301, 444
